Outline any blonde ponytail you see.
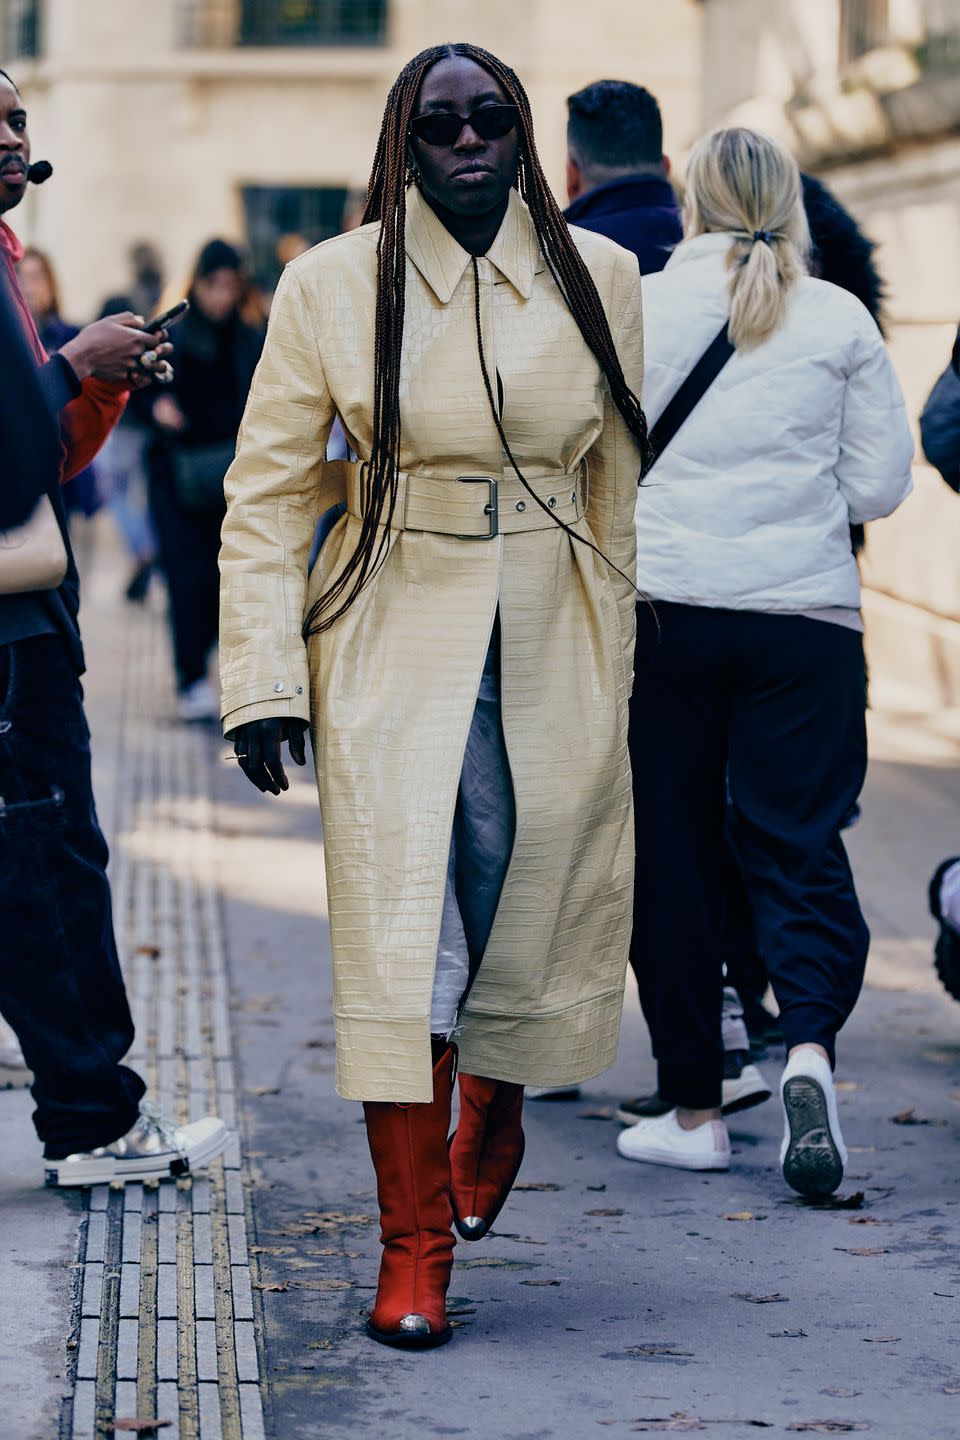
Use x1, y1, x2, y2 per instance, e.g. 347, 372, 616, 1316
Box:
683, 128, 810, 350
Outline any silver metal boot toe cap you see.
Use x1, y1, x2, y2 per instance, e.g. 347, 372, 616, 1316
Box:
459, 1215, 488, 1239
399, 1314, 432, 1336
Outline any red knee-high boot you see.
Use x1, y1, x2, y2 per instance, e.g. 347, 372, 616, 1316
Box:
449, 1073, 525, 1241
362, 1044, 457, 1348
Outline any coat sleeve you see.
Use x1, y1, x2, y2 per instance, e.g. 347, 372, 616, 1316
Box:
583, 256, 642, 685
836, 325, 914, 524
61, 377, 129, 480
219, 264, 335, 735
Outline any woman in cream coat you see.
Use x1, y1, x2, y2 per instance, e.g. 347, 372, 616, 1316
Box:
218, 44, 646, 1349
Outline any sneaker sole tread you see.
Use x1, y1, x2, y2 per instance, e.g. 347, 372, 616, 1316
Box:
781, 1076, 844, 1198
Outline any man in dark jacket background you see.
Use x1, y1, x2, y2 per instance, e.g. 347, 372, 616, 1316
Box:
564, 79, 682, 275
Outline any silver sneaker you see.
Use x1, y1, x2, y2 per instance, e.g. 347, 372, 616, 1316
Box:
0, 1017, 33, 1089
44, 1101, 230, 1187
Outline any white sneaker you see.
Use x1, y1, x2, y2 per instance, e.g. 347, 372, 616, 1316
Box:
177, 678, 220, 723
617, 1109, 731, 1171
0, 1017, 32, 1089
44, 1101, 230, 1187
722, 1063, 772, 1115
780, 1048, 846, 1198
527, 1084, 582, 1101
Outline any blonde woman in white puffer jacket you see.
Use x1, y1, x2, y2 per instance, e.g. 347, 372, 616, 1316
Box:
619, 127, 913, 1197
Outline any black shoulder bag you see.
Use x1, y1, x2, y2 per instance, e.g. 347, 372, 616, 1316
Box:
646, 323, 734, 474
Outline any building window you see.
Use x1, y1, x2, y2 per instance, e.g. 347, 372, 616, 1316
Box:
178, 0, 387, 47
4, 0, 42, 59
839, 0, 890, 66
243, 185, 348, 291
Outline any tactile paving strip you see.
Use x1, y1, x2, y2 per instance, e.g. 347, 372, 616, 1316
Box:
65, 601, 265, 1440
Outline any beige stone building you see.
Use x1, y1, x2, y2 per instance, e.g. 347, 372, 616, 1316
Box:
1, 0, 701, 314
700, 0, 960, 702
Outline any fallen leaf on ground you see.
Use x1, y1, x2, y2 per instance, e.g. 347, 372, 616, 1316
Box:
627, 1345, 695, 1359
723, 1212, 755, 1222
294, 1278, 356, 1291
732, 1293, 788, 1304
586, 1184, 608, 1192
770, 1330, 807, 1338
245, 1085, 281, 1097
578, 1107, 613, 1121
890, 1107, 940, 1126
934, 1292, 956, 1298
447, 1307, 477, 1317
306, 1340, 334, 1350
630, 1415, 704, 1433
457, 1257, 531, 1270
942, 1384, 960, 1394
490, 1232, 547, 1245
248, 1245, 293, 1256
586, 1208, 625, 1217
834, 1247, 888, 1256
520, 1278, 560, 1286
862, 1336, 900, 1343
304, 1037, 334, 1048
821, 1388, 862, 1398
133, 944, 161, 959
513, 1181, 564, 1192
849, 1218, 886, 1226
834, 1081, 860, 1091
114, 1424, 171, 1434
786, 1424, 869, 1434
253, 1281, 289, 1292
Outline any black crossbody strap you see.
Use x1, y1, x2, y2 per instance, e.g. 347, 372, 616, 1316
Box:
646, 323, 734, 472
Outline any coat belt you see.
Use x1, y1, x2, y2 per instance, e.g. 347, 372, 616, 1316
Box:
339, 461, 585, 539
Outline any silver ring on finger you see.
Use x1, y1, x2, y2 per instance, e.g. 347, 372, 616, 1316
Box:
139, 349, 159, 369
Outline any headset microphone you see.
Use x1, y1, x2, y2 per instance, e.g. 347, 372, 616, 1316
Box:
27, 160, 53, 184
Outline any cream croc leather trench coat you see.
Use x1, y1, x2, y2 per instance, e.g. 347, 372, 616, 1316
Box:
219, 187, 643, 1103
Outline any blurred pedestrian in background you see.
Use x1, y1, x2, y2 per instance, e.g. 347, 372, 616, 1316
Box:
564, 79, 681, 273
920, 321, 960, 492
618, 127, 913, 1197
99, 240, 165, 325
96, 241, 168, 603
17, 245, 101, 522
0, 67, 228, 1181
147, 239, 263, 722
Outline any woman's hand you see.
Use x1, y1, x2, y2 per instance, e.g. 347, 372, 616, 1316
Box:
60, 313, 172, 384
233, 718, 309, 795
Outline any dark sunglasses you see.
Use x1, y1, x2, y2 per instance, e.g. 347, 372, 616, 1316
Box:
409, 103, 519, 148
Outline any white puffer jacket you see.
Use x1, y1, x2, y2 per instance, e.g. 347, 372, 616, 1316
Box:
636, 233, 914, 611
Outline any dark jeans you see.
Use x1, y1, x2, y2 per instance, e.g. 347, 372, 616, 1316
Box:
0, 635, 144, 1156
149, 468, 222, 691
629, 603, 870, 1110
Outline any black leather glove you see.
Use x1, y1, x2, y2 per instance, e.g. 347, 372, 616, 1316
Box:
233, 718, 309, 795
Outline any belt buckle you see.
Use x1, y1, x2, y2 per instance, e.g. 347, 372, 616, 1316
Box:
456, 476, 499, 540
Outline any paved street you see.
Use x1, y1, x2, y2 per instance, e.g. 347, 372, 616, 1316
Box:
4, 525, 960, 1439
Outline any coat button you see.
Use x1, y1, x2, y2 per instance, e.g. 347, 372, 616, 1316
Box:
273, 682, 285, 693
295, 685, 303, 695
548, 496, 557, 508
516, 500, 526, 512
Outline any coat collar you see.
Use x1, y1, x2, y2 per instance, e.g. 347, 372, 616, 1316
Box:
405, 185, 540, 304
664, 231, 735, 272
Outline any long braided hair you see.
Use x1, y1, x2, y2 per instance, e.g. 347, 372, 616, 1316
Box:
303, 42, 650, 637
